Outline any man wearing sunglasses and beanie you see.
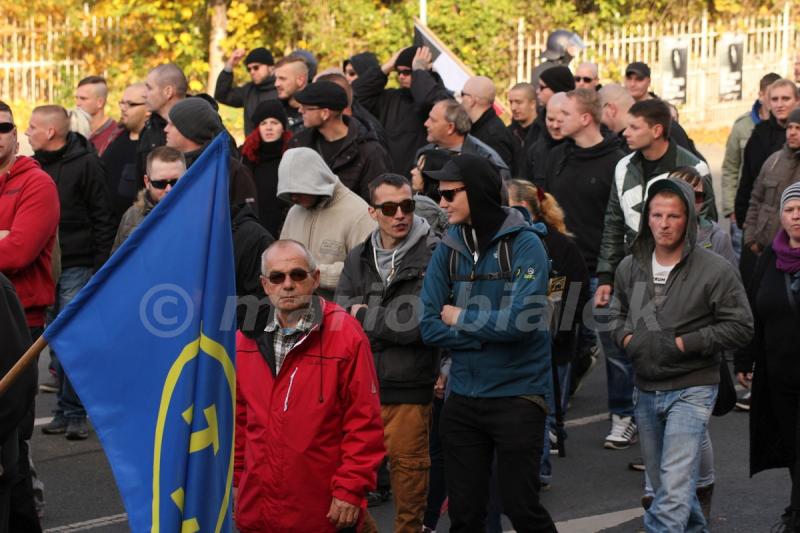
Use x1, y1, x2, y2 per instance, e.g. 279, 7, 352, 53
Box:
419, 154, 556, 532
336, 173, 439, 532
112, 146, 186, 251
235, 239, 384, 533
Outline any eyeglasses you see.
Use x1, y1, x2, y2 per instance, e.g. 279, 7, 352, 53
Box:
396, 68, 413, 76
373, 199, 416, 216
438, 186, 467, 202
119, 101, 146, 108
149, 178, 179, 190
574, 76, 595, 83
0, 122, 16, 133
264, 269, 312, 285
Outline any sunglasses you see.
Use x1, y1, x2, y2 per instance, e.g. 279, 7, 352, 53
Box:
265, 269, 312, 285
373, 199, 415, 216
574, 76, 595, 83
396, 68, 413, 76
119, 100, 146, 108
438, 186, 467, 202
0, 122, 15, 134
149, 178, 179, 190
247, 64, 264, 72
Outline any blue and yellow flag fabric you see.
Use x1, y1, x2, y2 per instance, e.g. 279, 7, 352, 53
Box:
44, 134, 237, 533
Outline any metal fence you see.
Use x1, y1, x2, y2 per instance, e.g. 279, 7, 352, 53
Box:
0, 14, 119, 104
516, 3, 800, 127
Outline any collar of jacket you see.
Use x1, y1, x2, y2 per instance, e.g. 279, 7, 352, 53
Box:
630, 141, 678, 177
359, 226, 435, 279
241, 294, 325, 339
472, 107, 498, 131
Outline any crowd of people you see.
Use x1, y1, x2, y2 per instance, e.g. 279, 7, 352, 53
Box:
1, 28, 800, 533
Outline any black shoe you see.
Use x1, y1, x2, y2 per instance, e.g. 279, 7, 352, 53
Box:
570, 345, 599, 397
65, 418, 89, 440
41, 414, 68, 435
735, 392, 751, 411
365, 489, 391, 507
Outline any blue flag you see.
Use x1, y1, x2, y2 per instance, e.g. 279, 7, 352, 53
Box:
45, 135, 237, 533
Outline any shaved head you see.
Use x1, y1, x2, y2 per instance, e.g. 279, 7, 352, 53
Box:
149, 64, 188, 97
32, 105, 70, 138
509, 82, 536, 101
599, 83, 634, 111
463, 76, 497, 104
575, 62, 598, 79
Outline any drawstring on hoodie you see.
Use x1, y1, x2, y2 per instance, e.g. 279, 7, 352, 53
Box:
373, 245, 398, 286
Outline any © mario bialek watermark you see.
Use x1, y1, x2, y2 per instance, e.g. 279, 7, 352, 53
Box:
137, 281, 664, 339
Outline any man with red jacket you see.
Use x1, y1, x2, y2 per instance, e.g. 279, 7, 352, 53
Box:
234, 239, 384, 532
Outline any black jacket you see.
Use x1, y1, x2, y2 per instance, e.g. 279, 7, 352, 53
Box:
735, 114, 786, 226
508, 118, 542, 179
335, 228, 440, 404
100, 132, 138, 226
214, 70, 278, 135
0, 274, 36, 483
135, 112, 168, 188
231, 203, 274, 329
281, 100, 305, 137
242, 140, 291, 237
734, 246, 800, 475
289, 116, 388, 201
34, 132, 115, 271
185, 145, 258, 208
526, 129, 564, 187
544, 136, 625, 274
353, 66, 449, 175
471, 108, 515, 170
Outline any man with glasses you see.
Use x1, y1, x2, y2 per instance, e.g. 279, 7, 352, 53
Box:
419, 154, 555, 532
352, 45, 449, 175
112, 146, 186, 251
336, 173, 438, 533
278, 147, 376, 299
290, 81, 387, 202
461, 76, 515, 170
574, 62, 601, 91
214, 47, 277, 136
235, 238, 384, 533
102, 82, 151, 225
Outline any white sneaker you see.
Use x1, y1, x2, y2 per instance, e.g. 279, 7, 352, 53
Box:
604, 414, 638, 450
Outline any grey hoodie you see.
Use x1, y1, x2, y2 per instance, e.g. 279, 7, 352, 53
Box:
610, 178, 754, 391
371, 215, 431, 285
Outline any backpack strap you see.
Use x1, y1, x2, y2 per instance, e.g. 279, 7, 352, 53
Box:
448, 234, 515, 282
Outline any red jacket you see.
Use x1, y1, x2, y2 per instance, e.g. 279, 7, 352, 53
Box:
234, 298, 384, 533
0, 157, 60, 327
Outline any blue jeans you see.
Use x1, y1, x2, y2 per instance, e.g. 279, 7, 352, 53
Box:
540, 363, 571, 484
729, 218, 742, 262
53, 266, 92, 421
635, 385, 718, 533
591, 277, 635, 418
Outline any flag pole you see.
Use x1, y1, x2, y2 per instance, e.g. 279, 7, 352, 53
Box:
0, 335, 48, 398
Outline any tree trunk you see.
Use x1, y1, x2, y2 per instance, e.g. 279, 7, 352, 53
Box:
207, 0, 227, 92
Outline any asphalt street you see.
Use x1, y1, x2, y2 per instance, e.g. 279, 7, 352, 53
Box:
32, 347, 788, 533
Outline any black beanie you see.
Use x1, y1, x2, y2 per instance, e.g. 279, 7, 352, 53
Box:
251, 99, 289, 130
169, 98, 223, 145
539, 65, 575, 93
244, 47, 274, 66
789, 107, 800, 126
396, 47, 419, 69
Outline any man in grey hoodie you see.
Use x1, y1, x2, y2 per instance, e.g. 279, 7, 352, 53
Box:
336, 173, 439, 533
610, 178, 753, 532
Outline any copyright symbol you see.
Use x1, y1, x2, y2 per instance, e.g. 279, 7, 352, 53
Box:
139, 284, 194, 338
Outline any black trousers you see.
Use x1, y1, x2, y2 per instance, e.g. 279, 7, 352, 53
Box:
769, 386, 800, 513
440, 393, 556, 533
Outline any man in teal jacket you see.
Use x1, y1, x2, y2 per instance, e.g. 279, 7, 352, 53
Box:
419, 154, 556, 532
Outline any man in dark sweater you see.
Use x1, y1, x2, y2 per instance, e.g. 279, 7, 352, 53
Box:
507, 82, 540, 178
273, 55, 309, 136
214, 47, 277, 136
27, 105, 115, 441
336, 173, 438, 533
461, 76, 515, 170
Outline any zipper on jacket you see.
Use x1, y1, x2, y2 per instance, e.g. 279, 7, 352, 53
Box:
284, 366, 299, 412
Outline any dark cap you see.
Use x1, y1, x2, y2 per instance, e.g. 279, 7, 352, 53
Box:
789, 107, 800, 125
539, 65, 576, 93
244, 47, 274, 66
625, 62, 651, 78
396, 47, 419, 70
294, 81, 348, 111
251, 99, 288, 130
423, 156, 463, 182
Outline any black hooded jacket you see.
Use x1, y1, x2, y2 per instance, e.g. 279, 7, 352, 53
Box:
544, 135, 625, 273
231, 203, 274, 329
735, 114, 786, 226
353, 65, 449, 175
470, 107, 515, 170
289, 116, 388, 201
526, 128, 564, 188
508, 117, 543, 179
34, 132, 115, 271
0, 275, 36, 482
184, 142, 258, 208
214, 72, 278, 136
135, 112, 168, 188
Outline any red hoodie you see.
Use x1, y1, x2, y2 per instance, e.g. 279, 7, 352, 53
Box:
0, 156, 60, 327
234, 298, 384, 532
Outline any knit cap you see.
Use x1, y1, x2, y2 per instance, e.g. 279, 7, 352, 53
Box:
168, 98, 223, 145
781, 181, 800, 212
251, 99, 288, 130
539, 65, 575, 93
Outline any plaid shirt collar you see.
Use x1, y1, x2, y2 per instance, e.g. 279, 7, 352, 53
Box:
264, 305, 315, 335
